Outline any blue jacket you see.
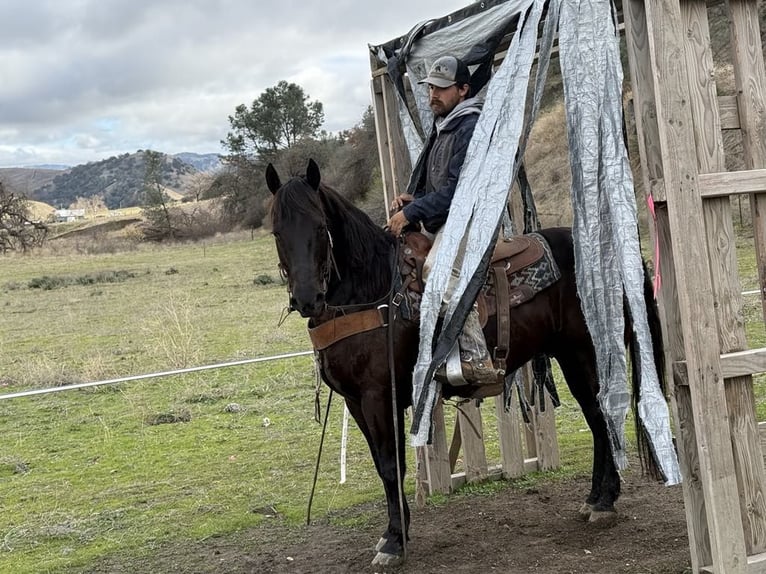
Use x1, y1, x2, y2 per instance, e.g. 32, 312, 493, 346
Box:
403, 98, 482, 233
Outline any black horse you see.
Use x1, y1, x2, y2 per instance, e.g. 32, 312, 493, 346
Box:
266, 159, 664, 567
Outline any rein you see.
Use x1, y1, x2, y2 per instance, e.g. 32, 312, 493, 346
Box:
304, 235, 408, 545
386, 239, 408, 560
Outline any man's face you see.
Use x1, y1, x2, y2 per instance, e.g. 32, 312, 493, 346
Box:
428, 83, 469, 118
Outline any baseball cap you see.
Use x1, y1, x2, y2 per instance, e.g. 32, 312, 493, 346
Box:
418, 56, 471, 88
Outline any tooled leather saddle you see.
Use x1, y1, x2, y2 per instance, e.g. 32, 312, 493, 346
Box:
395, 231, 561, 362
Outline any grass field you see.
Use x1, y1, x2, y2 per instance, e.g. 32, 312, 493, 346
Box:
0, 229, 764, 573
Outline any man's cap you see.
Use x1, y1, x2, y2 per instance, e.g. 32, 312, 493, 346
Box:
418, 56, 471, 88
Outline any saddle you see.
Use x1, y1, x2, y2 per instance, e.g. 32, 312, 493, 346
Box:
396, 231, 560, 364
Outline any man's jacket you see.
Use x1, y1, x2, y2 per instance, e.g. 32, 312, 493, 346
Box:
403, 97, 482, 234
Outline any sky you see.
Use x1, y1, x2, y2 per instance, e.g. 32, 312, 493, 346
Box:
0, 0, 474, 168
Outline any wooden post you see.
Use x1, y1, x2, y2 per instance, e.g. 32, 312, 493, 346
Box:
626, 1, 749, 572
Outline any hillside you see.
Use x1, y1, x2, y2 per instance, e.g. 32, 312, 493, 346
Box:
0, 167, 61, 195
30, 150, 198, 210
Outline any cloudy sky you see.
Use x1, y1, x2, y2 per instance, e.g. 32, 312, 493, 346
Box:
0, 0, 472, 168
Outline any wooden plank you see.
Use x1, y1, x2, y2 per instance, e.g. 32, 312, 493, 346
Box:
522, 365, 538, 460
421, 398, 452, 495
727, 0, 766, 324
699, 169, 766, 197
684, 0, 766, 555
642, 0, 747, 571
700, 549, 766, 573
495, 393, 525, 478
623, 0, 666, 202
759, 422, 766, 461
675, 348, 766, 381
456, 401, 488, 483
625, 2, 710, 570
727, 0, 766, 554
535, 387, 560, 470
721, 348, 766, 379
369, 76, 394, 213
719, 95, 741, 130
380, 75, 413, 205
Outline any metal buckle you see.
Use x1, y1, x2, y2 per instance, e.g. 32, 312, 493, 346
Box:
377, 304, 389, 327
391, 291, 404, 307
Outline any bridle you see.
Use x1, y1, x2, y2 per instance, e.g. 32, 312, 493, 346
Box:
276, 227, 340, 318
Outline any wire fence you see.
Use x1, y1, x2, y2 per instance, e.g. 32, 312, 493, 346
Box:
0, 350, 314, 401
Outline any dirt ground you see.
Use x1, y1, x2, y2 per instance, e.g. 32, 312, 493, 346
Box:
83, 466, 691, 574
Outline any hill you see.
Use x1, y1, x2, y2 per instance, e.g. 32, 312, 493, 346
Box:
30, 150, 198, 210
173, 152, 222, 172
0, 167, 62, 195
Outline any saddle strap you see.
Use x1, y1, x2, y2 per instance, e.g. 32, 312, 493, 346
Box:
308, 307, 387, 351
492, 265, 511, 365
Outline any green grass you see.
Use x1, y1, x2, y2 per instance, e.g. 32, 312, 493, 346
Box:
0, 230, 761, 573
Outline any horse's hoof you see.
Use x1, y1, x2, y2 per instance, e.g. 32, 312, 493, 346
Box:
578, 503, 593, 520
371, 551, 404, 567
587, 509, 618, 528
374, 537, 387, 553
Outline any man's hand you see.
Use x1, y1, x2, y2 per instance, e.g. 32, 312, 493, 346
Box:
389, 193, 414, 214
387, 210, 410, 237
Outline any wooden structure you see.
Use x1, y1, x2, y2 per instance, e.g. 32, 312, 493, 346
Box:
625, 1, 766, 572
371, 1, 766, 572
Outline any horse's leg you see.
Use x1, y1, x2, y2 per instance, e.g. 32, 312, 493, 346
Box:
555, 349, 620, 524
344, 392, 409, 566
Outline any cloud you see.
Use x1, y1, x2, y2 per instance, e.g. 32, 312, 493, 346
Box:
0, 0, 470, 167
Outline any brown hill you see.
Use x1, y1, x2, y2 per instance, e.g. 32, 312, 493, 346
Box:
0, 167, 63, 196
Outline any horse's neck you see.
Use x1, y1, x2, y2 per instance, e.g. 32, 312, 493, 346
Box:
327, 222, 392, 308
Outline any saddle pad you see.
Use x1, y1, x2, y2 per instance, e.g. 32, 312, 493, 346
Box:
486, 232, 561, 309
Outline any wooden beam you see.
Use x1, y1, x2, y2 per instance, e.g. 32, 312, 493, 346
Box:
699, 169, 766, 197
674, 348, 766, 381
495, 393, 525, 478
700, 549, 766, 574
457, 401, 488, 483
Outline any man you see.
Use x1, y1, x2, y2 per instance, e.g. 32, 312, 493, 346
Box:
387, 55, 501, 386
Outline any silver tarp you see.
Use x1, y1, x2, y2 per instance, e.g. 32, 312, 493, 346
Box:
558, 0, 680, 484
409, 0, 542, 446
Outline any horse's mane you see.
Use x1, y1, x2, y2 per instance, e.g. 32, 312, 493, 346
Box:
317, 182, 394, 270
270, 176, 394, 276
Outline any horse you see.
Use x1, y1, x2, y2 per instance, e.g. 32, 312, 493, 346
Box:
265, 158, 665, 567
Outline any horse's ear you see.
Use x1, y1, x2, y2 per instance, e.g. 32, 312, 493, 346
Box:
306, 159, 321, 191
265, 163, 281, 195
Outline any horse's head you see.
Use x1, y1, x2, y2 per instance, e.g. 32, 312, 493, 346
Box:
266, 159, 334, 318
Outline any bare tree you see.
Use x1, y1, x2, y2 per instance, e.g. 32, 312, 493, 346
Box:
0, 182, 48, 253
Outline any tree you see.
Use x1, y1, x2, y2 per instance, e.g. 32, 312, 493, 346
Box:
141, 150, 178, 241
223, 81, 324, 156
0, 182, 48, 253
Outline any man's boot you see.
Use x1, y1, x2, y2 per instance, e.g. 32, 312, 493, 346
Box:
457, 306, 504, 385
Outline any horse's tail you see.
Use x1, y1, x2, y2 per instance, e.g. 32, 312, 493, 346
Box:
628, 261, 666, 482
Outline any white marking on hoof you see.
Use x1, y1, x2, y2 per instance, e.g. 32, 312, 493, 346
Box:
374, 537, 387, 553
578, 503, 593, 520
588, 509, 618, 528
371, 551, 404, 567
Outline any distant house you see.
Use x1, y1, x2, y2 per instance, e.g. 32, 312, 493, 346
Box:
54, 209, 86, 222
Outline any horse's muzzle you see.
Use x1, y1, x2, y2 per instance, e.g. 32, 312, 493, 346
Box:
291, 291, 326, 318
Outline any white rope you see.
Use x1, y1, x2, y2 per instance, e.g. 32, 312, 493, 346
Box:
0, 351, 314, 401
340, 404, 350, 484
